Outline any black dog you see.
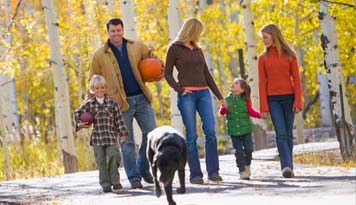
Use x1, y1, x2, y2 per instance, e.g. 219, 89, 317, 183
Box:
147, 126, 187, 205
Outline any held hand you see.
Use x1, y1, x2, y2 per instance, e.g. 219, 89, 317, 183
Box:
293, 107, 302, 113
260, 112, 269, 119
220, 99, 227, 107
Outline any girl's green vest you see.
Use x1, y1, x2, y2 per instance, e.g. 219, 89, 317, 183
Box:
225, 94, 253, 136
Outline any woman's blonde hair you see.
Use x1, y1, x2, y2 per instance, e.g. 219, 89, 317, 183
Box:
175, 17, 204, 48
89, 75, 106, 94
260, 24, 296, 60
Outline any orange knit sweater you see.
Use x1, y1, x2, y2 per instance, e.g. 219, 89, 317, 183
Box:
258, 46, 303, 112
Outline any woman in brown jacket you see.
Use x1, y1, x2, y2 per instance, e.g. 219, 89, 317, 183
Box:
165, 17, 224, 184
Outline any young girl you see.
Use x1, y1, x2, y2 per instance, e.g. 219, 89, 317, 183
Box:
74, 75, 127, 193
219, 78, 260, 180
258, 24, 302, 178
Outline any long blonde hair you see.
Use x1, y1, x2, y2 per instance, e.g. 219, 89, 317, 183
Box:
260, 24, 296, 60
175, 17, 204, 48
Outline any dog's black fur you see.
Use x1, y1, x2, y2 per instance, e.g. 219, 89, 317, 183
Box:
147, 126, 187, 205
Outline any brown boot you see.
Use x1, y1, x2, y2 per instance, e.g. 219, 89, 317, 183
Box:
245, 165, 251, 177
240, 170, 250, 180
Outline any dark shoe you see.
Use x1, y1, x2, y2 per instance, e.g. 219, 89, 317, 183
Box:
131, 180, 143, 189
208, 173, 223, 182
190, 176, 204, 184
141, 171, 154, 184
282, 167, 293, 178
103, 187, 112, 193
112, 183, 123, 192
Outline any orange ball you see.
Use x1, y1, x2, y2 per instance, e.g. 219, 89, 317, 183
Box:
138, 58, 163, 82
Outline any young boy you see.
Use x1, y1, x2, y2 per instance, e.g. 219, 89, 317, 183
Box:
74, 75, 127, 193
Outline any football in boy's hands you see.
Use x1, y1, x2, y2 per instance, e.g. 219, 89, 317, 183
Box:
79, 112, 94, 124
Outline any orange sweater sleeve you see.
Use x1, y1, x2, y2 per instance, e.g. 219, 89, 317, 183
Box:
258, 55, 269, 112
291, 58, 303, 110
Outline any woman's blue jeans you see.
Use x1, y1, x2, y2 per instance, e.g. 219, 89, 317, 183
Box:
177, 89, 220, 180
268, 94, 295, 170
120, 94, 156, 184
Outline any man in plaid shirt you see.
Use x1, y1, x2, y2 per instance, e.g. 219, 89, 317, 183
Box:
74, 75, 128, 193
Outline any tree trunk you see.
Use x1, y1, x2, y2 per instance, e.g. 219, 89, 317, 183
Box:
0, 0, 21, 144
42, 0, 78, 173
318, 71, 333, 127
319, 2, 355, 161
294, 14, 304, 144
167, 0, 184, 133
120, 0, 138, 41
104, 0, 115, 16
239, 0, 267, 150
120, 0, 142, 149
83, 0, 102, 49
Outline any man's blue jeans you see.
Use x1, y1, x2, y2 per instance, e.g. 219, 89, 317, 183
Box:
230, 134, 253, 173
268, 94, 295, 170
177, 89, 220, 180
120, 94, 156, 184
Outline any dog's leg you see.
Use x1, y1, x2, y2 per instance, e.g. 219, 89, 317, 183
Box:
164, 179, 176, 205
177, 169, 186, 194
152, 166, 162, 197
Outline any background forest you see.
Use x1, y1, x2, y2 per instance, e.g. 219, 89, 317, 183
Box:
0, 0, 355, 181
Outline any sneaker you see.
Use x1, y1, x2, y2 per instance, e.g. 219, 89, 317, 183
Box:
190, 176, 204, 184
239, 171, 250, 180
245, 166, 251, 177
208, 173, 223, 182
282, 167, 293, 178
102, 187, 112, 193
131, 180, 143, 189
112, 183, 123, 192
141, 171, 154, 184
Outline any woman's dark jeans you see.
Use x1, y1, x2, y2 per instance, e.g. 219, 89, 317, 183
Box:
268, 94, 295, 170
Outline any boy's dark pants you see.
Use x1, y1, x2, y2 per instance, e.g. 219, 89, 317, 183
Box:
230, 134, 253, 172
93, 144, 121, 190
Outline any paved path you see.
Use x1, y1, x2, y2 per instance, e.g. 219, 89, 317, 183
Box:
0, 143, 355, 205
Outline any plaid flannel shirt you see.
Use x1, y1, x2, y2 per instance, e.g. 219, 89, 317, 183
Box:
74, 96, 128, 146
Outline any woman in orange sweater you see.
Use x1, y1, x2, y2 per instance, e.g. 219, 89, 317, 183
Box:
258, 24, 303, 178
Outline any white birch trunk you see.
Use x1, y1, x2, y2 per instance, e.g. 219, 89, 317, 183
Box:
294, 15, 304, 144
120, 0, 138, 40
0, 0, 20, 144
168, 0, 184, 134
104, 0, 115, 16
319, 2, 355, 160
75, 52, 94, 170
198, 0, 220, 135
83, 0, 102, 49
66, 0, 95, 170
119, 0, 143, 147
317, 71, 332, 127
0, 134, 10, 180
42, 0, 78, 173
240, 0, 267, 150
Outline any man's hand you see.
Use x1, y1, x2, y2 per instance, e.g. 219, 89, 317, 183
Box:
119, 135, 126, 143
